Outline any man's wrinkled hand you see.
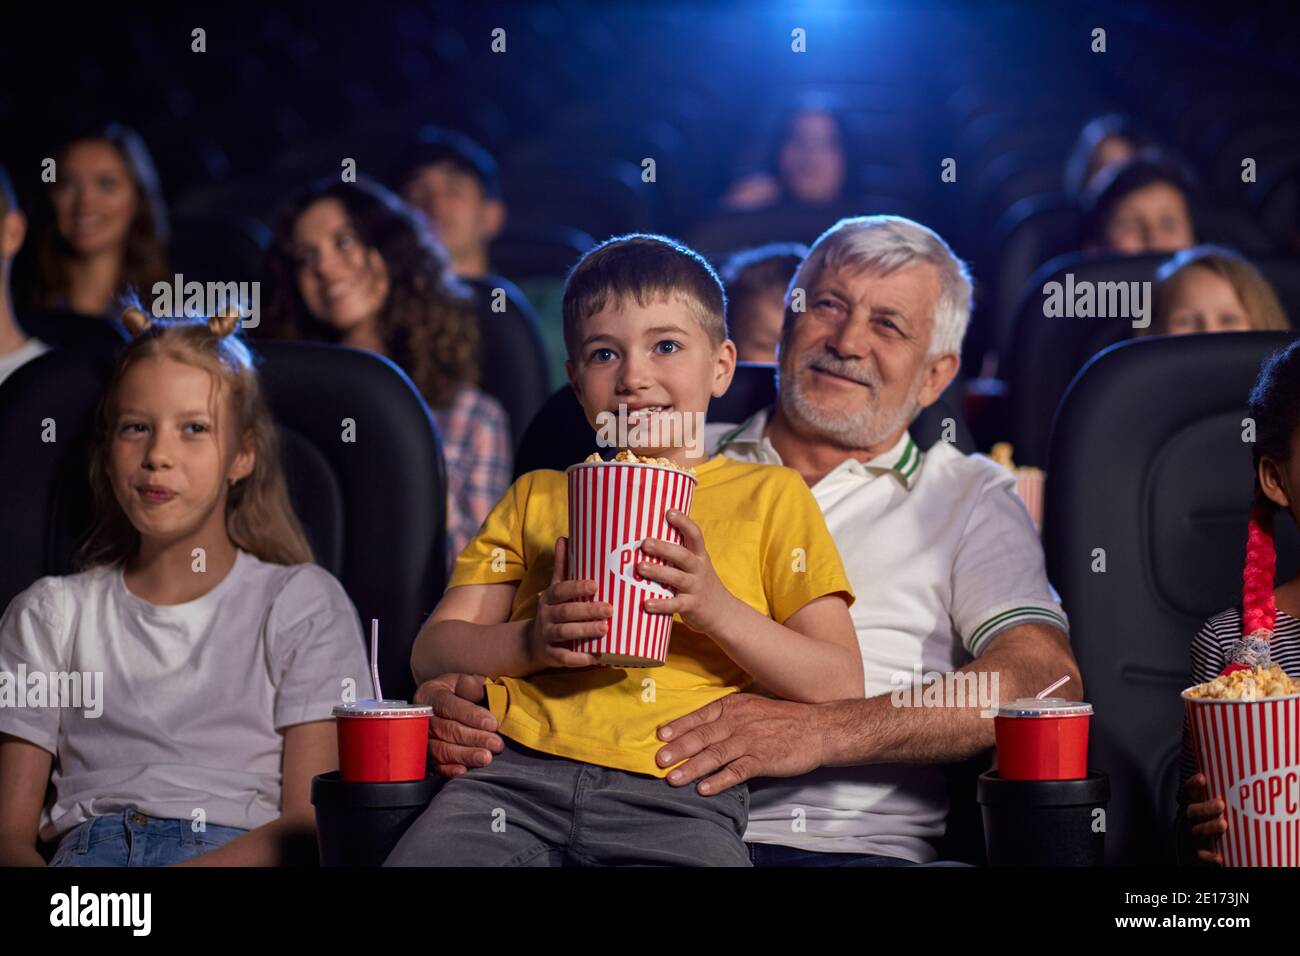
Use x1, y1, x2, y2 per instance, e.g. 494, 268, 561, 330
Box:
413, 673, 504, 777
654, 693, 827, 795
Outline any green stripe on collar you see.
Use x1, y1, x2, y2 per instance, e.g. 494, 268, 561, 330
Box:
891, 434, 919, 485
715, 411, 760, 451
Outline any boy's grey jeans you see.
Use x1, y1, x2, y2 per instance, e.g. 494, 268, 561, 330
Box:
385, 736, 751, 866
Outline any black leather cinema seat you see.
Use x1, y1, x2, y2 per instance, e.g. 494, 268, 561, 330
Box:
1044, 331, 1300, 864
1005, 252, 1169, 468
462, 275, 552, 447
513, 363, 975, 479
0, 340, 446, 702
16, 309, 130, 352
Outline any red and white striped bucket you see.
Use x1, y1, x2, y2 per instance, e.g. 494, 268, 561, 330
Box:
565, 461, 697, 667
1182, 690, 1300, 866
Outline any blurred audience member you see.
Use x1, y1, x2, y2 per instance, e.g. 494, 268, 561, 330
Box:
391, 126, 540, 339
720, 242, 807, 363
391, 127, 505, 281
262, 177, 511, 569
1064, 113, 1154, 198
722, 94, 860, 211
0, 164, 50, 387
29, 123, 170, 318
1142, 245, 1290, 336
1083, 153, 1196, 256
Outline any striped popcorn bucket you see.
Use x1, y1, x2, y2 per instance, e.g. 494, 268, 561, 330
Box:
1182, 690, 1300, 866
565, 461, 698, 667
1015, 469, 1045, 532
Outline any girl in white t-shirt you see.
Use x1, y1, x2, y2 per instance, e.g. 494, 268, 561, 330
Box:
0, 306, 369, 866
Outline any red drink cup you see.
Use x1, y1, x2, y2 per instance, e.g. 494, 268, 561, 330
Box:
994, 698, 1092, 780
333, 700, 433, 783
1182, 689, 1300, 867
565, 459, 698, 667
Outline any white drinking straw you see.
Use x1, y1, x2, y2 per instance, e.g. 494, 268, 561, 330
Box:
1036, 675, 1071, 699
370, 618, 383, 702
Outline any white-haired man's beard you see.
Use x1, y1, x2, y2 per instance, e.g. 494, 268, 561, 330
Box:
779, 347, 923, 449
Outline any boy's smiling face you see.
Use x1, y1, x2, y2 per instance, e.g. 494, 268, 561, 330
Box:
566, 296, 736, 467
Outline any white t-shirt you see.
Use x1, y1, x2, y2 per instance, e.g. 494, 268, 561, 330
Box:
0, 549, 371, 842
0, 337, 50, 389
707, 407, 1069, 862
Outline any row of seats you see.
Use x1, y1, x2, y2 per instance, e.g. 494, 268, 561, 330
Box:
4, 321, 1292, 862
1045, 329, 1300, 863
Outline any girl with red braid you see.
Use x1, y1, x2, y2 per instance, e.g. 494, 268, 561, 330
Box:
1178, 339, 1300, 865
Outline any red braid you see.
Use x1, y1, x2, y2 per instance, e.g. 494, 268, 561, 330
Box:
1226, 488, 1279, 675
1242, 489, 1277, 637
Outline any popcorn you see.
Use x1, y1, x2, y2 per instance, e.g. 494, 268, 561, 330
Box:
1186, 664, 1300, 700
583, 449, 696, 474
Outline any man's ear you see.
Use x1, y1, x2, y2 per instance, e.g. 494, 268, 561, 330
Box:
711, 338, 738, 397
2, 210, 27, 260
481, 199, 506, 242
1260, 456, 1291, 511
916, 352, 960, 409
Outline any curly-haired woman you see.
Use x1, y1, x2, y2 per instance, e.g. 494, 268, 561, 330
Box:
261, 177, 511, 572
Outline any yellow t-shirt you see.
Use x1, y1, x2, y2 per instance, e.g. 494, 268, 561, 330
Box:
446, 454, 855, 776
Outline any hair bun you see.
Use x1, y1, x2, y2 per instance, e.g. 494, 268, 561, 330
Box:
121, 305, 154, 337
209, 307, 242, 338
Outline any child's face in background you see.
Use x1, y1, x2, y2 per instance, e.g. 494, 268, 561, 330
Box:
731, 286, 785, 363
566, 296, 736, 466
291, 199, 390, 334
51, 140, 137, 258
1158, 267, 1251, 334
108, 356, 254, 549
1102, 181, 1194, 255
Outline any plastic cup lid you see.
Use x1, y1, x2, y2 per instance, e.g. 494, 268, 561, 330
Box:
332, 698, 433, 718
996, 697, 1093, 717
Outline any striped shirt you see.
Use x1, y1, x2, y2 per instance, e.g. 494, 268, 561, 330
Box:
1178, 605, 1300, 796
431, 385, 513, 577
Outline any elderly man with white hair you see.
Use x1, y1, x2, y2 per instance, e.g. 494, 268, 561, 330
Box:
418, 216, 1082, 867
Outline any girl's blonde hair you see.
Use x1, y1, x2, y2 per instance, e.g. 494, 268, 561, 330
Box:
1146, 245, 1291, 336
76, 304, 313, 569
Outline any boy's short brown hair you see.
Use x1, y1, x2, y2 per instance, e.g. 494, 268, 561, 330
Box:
562, 233, 727, 359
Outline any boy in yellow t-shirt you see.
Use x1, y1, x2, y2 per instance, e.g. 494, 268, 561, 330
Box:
388, 234, 861, 866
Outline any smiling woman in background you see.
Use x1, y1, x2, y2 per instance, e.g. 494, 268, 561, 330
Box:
29, 123, 171, 318
260, 177, 511, 570
721, 93, 861, 212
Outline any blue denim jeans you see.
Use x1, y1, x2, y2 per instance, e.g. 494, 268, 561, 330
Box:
49, 807, 248, 867
747, 842, 972, 867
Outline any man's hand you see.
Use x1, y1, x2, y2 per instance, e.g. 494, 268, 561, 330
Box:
413, 673, 504, 778
1184, 772, 1226, 866
655, 693, 827, 795
639, 510, 736, 638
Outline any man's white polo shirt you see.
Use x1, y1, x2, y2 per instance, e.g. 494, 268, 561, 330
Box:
706, 407, 1069, 863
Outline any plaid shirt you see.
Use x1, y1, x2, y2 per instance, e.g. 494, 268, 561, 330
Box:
432, 386, 513, 576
